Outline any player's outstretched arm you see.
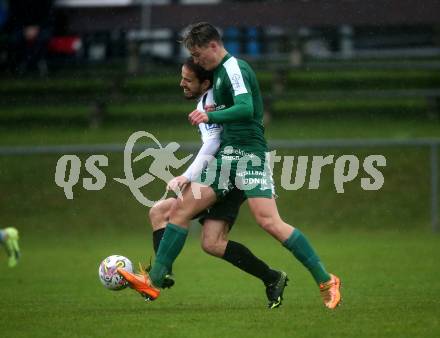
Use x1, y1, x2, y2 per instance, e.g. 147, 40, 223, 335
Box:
206, 94, 253, 124
188, 94, 253, 125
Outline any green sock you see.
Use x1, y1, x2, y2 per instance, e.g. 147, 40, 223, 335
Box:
149, 223, 188, 287
283, 229, 331, 285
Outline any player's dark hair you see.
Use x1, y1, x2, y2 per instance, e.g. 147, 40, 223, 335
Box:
182, 22, 222, 49
183, 57, 213, 87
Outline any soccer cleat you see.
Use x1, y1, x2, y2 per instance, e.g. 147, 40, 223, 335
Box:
319, 273, 342, 309
265, 271, 289, 309
4, 227, 20, 268
144, 260, 175, 289
162, 274, 175, 289
117, 267, 160, 301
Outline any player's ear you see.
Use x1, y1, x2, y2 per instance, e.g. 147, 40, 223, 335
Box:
209, 41, 218, 51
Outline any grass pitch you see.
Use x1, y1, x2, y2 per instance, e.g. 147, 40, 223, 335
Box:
1, 115, 439, 337
1, 116, 440, 146
0, 228, 439, 338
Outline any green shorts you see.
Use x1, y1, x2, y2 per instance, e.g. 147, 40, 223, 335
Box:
198, 187, 246, 228
198, 147, 275, 199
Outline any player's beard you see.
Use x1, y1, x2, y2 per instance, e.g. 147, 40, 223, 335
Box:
184, 94, 197, 100
183, 90, 198, 100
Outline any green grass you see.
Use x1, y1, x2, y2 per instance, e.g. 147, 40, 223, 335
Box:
1, 68, 438, 94
0, 130, 439, 337
1, 116, 439, 147
0, 99, 439, 337
285, 69, 440, 90
1, 65, 439, 127
0, 145, 438, 233
1, 59, 440, 336
272, 98, 428, 116
0, 229, 439, 338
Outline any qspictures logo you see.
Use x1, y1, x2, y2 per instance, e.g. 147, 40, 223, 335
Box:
54, 131, 386, 207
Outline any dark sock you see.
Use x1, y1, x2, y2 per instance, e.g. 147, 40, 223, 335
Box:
152, 228, 172, 274
150, 223, 188, 287
153, 228, 165, 254
283, 229, 331, 285
222, 240, 279, 286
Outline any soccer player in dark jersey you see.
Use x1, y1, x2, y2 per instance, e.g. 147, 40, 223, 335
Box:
119, 23, 341, 310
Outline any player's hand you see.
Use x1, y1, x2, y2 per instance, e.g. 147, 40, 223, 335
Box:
188, 109, 209, 125
167, 176, 190, 192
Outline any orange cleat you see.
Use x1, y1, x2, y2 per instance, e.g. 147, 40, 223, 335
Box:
319, 274, 341, 309
117, 267, 160, 301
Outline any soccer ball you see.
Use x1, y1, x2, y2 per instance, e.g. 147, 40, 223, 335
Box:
98, 255, 133, 291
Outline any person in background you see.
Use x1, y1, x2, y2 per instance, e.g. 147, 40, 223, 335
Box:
0, 227, 20, 267
5, 0, 54, 75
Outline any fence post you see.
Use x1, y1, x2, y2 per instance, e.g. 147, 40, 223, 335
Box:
431, 143, 439, 232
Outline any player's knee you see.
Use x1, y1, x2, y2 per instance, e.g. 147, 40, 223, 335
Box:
149, 200, 170, 230
201, 237, 224, 257
201, 237, 214, 255
169, 198, 192, 223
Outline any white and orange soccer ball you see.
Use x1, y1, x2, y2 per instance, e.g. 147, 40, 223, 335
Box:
98, 255, 133, 291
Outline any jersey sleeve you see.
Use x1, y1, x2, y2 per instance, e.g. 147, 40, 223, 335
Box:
207, 95, 253, 123
199, 122, 222, 142
182, 136, 220, 181
207, 59, 253, 123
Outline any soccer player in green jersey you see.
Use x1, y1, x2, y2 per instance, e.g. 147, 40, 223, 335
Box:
119, 22, 341, 309
148, 58, 288, 308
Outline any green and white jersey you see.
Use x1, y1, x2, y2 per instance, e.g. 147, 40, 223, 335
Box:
206, 54, 267, 154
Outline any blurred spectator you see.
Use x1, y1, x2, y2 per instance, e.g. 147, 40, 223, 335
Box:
6, 0, 54, 76
0, 1, 7, 29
